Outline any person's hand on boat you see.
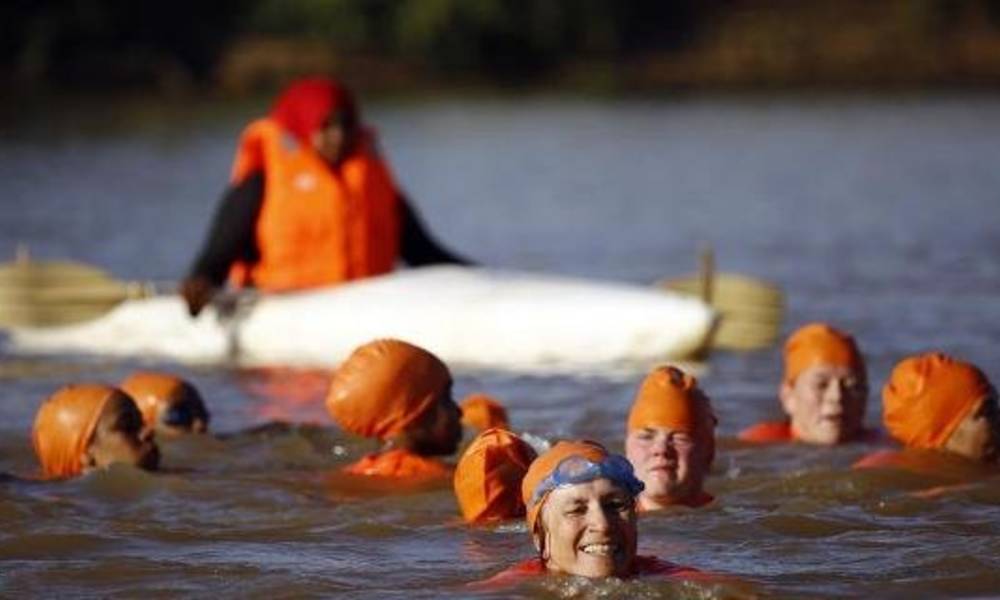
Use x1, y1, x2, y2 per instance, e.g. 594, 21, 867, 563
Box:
180, 276, 217, 317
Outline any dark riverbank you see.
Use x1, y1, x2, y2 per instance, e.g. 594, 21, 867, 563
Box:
4, 0, 1000, 101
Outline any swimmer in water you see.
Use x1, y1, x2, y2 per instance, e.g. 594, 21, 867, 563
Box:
855, 352, 1000, 471
326, 339, 462, 480
625, 366, 717, 510
474, 440, 704, 587
32, 383, 160, 479
120, 372, 210, 437
459, 393, 510, 432
453, 427, 536, 524
739, 322, 871, 445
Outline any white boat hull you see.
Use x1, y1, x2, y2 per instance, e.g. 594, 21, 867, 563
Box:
5, 267, 715, 373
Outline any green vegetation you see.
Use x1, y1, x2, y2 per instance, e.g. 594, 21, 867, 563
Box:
3, 0, 1000, 94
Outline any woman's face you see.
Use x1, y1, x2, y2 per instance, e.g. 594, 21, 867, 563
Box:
311, 114, 355, 165
85, 393, 159, 473
780, 364, 867, 445
538, 478, 638, 578
944, 393, 1000, 462
625, 426, 709, 508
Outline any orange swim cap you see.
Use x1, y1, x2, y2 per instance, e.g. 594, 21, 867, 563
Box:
454, 428, 537, 524
882, 353, 993, 450
460, 393, 510, 432
32, 384, 117, 479
119, 372, 189, 428
521, 440, 609, 535
783, 322, 865, 384
326, 339, 450, 440
627, 366, 716, 463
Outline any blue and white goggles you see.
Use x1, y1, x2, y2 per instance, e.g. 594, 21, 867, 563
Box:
530, 454, 645, 507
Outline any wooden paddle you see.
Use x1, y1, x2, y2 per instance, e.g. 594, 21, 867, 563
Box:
0, 249, 161, 328
0, 249, 257, 330
658, 247, 784, 351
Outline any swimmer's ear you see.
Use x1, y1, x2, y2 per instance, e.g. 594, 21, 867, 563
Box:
779, 381, 796, 417
81, 446, 98, 473
532, 525, 548, 560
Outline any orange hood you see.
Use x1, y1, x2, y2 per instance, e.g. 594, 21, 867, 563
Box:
460, 393, 510, 432
883, 353, 992, 449
454, 428, 536, 523
326, 339, 450, 439
627, 366, 716, 463
120, 372, 184, 428
783, 323, 865, 384
32, 384, 116, 479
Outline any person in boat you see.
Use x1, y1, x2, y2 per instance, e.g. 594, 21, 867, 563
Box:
459, 393, 510, 432
475, 440, 703, 587
32, 384, 160, 479
454, 427, 536, 524
855, 352, 999, 471
181, 76, 471, 317
739, 322, 871, 445
120, 372, 210, 436
625, 366, 717, 510
326, 338, 462, 480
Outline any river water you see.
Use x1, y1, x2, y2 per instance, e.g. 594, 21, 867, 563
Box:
2, 93, 1000, 598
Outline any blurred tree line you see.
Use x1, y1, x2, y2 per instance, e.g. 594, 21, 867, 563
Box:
3, 0, 1000, 93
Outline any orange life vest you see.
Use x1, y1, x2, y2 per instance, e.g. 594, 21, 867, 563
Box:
342, 449, 453, 480
470, 556, 705, 589
738, 420, 793, 443
739, 421, 882, 444
228, 118, 400, 291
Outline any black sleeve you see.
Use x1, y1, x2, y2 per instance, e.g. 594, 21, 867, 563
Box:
398, 193, 474, 267
187, 171, 265, 285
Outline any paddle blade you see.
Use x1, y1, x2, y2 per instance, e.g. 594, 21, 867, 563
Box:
0, 259, 136, 328
659, 272, 784, 351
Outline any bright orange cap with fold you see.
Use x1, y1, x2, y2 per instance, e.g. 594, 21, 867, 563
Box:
628, 366, 716, 463
454, 428, 537, 524
120, 372, 184, 428
883, 353, 992, 449
326, 339, 451, 440
627, 366, 714, 434
32, 384, 116, 479
460, 394, 510, 432
521, 440, 609, 534
783, 323, 865, 384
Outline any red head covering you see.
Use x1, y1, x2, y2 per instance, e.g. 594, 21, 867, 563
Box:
269, 77, 358, 145
32, 384, 117, 479
326, 339, 451, 440
783, 322, 865, 384
454, 428, 537, 524
883, 352, 993, 450
460, 393, 510, 431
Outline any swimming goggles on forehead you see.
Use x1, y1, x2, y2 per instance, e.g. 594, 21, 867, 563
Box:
530, 454, 645, 507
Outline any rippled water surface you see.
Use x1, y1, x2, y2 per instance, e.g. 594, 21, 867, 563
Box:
2, 94, 1000, 598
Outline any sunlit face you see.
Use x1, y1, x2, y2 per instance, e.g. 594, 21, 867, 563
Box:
84, 393, 160, 473
944, 393, 1000, 463
536, 478, 637, 579
405, 385, 463, 456
625, 426, 710, 509
780, 364, 867, 445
